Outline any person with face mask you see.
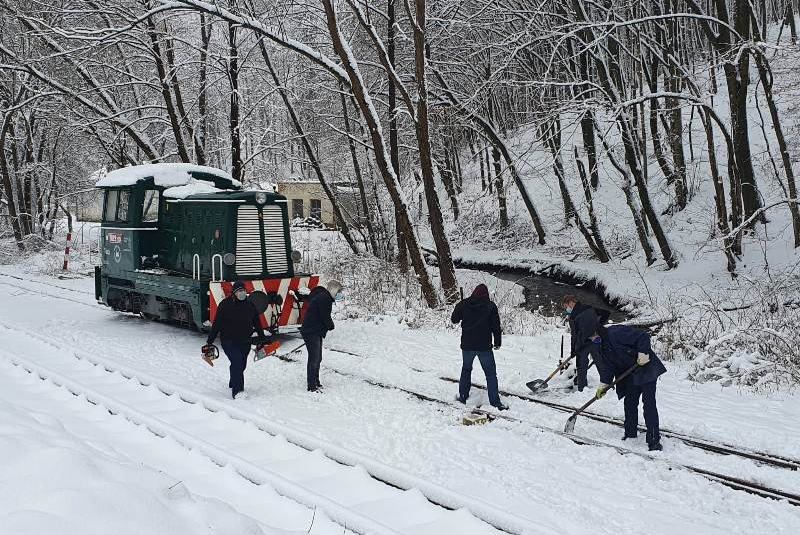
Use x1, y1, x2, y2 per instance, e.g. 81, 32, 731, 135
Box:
299, 279, 342, 392
562, 295, 611, 392
203, 280, 267, 399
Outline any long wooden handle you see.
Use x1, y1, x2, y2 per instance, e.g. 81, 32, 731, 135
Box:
575, 363, 639, 414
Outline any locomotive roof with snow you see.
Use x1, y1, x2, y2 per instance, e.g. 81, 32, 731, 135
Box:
94, 163, 242, 199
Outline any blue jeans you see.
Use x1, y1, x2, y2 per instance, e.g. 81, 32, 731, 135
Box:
624, 381, 660, 445
459, 350, 501, 406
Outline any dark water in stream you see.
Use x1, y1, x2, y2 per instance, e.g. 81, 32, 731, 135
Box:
488, 269, 628, 322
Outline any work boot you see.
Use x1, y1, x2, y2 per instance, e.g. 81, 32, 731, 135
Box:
456, 394, 468, 404
622, 434, 637, 441
492, 402, 509, 411
648, 442, 663, 452
307, 385, 320, 392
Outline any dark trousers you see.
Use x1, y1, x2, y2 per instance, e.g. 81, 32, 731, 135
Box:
624, 381, 660, 445
303, 333, 323, 389
574, 345, 599, 390
459, 350, 501, 406
221, 339, 250, 397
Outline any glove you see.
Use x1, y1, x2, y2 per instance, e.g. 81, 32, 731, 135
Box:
637, 352, 650, 366
589, 334, 602, 344
596, 384, 610, 399
493, 345, 501, 350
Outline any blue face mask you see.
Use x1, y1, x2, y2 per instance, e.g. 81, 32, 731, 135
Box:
235, 290, 247, 301
334, 291, 343, 302
565, 306, 573, 314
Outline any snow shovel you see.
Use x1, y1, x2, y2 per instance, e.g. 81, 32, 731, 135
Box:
526, 336, 571, 393
563, 362, 639, 434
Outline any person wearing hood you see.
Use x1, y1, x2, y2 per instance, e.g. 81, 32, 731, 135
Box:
451, 284, 508, 410
300, 279, 342, 392
562, 295, 611, 392
204, 281, 267, 399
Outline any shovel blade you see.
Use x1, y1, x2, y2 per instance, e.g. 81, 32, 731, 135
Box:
526, 379, 548, 393
564, 415, 577, 434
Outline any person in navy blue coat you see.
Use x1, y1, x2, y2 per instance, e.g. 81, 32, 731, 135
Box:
590, 321, 667, 451
300, 280, 342, 392
563, 296, 611, 392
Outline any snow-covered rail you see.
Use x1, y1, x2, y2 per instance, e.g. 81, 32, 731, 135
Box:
437, 377, 800, 471
0, 322, 558, 535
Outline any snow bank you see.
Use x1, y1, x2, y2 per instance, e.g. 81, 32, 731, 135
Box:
0, 374, 269, 535
94, 163, 241, 188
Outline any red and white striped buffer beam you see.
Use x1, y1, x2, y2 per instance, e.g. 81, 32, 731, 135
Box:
209, 275, 321, 329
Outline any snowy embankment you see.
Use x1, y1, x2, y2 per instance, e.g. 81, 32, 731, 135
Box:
1, 260, 799, 534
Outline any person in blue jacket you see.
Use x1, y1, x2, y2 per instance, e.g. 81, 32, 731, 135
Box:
589, 318, 667, 451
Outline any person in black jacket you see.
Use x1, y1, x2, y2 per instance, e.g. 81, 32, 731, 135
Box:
451, 284, 507, 410
300, 279, 341, 392
592, 321, 667, 451
204, 280, 267, 399
563, 295, 611, 392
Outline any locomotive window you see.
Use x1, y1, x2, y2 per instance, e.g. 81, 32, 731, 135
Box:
103, 190, 119, 222
142, 190, 160, 222
292, 199, 304, 219
116, 190, 130, 222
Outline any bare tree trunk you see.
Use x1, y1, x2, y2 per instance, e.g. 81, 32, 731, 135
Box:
258, 42, 359, 254
146, 16, 191, 163
408, 0, 459, 303
0, 115, 25, 249
340, 89, 379, 254
387, 0, 407, 273
196, 13, 211, 165
491, 145, 509, 228
322, 0, 438, 307
228, 17, 242, 182
574, 147, 611, 262
753, 48, 800, 247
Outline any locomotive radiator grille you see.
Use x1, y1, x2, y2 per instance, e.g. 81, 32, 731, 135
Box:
235, 206, 263, 274
262, 205, 289, 274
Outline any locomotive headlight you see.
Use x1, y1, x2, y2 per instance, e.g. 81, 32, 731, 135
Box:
291, 250, 302, 263
223, 253, 236, 266
255, 191, 267, 205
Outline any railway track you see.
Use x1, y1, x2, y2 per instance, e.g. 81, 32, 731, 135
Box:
1, 276, 799, 509
314, 347, 800, 507
0, 321, 556, 535
438, 377, 800, 471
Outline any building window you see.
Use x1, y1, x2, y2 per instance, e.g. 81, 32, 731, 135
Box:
310, 199, 321, 220
142, 190, 160, 222
292, 198, 304, 219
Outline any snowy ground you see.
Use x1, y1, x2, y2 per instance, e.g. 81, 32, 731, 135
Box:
1, 261, 799, 534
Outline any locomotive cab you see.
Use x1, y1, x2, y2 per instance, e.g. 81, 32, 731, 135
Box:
94, 164, 318, 332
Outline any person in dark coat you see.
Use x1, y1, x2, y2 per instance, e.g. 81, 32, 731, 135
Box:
204, 280, 267, 399
451, 284, 508, 410
591, 321, 667, 451
563, 296, 611, 392
300, 279, 341, 392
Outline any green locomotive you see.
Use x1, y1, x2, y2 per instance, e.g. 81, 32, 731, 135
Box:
94, 163, 319, 332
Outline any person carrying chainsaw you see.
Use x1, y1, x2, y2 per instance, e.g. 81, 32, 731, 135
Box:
562, 295, 610, 392
203, 280, 267, 400
590, 319, 667, 451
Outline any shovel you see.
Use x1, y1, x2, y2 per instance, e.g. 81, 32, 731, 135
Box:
563, 362, 639, 433
526, 336, 572, 393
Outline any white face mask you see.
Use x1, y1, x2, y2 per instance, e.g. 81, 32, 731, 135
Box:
235, 290, 247, 301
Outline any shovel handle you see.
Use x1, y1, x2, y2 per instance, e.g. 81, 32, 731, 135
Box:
568, 363, 639, 419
